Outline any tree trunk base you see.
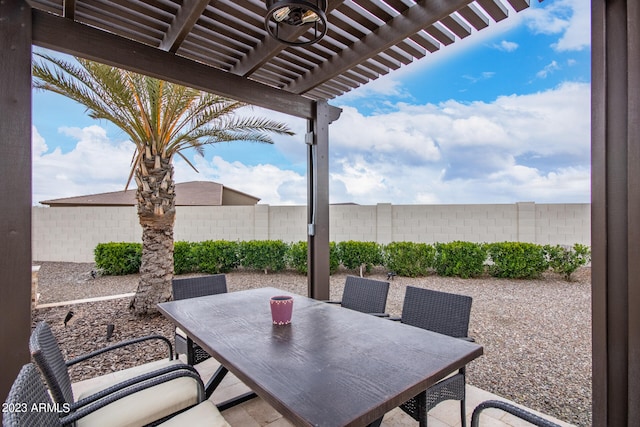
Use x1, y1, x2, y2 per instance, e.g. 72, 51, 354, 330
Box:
130, 223, 174, 316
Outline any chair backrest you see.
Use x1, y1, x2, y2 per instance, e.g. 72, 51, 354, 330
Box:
3, 363, 63, 427
401, 286, 472, 338
172, 274, 227, 300
29, 321, 75, 405
341, 276, 390, 314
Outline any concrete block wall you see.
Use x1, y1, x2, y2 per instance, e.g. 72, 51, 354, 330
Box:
268, 206, 306, 241
534, 203, 591, 245
32, 206, 139, 262
174, 206, 257, 242
32, 202, 591, 262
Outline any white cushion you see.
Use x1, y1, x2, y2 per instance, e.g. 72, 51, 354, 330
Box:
75, 376, 200, 427
72, 359, 183, 399
175, 327, 187, 339
159, 401, 231, 427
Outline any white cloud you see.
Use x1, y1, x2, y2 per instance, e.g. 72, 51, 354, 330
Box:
174, 155, 306, 205
32, 83, 590, 206
326, 82, 590, 204
524, 0, 590, 51
462, 72, 496, 84
537, 60, 561, 78
494, 40, 519, 52
33, 125, 133, 204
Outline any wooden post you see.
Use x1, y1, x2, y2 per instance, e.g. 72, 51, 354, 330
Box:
307, 100, 331, 300
0, 0, 33, 401
591, 1, 640, 425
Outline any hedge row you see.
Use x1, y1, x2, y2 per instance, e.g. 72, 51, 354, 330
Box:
95, 240, 590, 281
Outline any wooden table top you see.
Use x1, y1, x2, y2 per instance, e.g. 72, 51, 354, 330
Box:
158, 287, 483, 427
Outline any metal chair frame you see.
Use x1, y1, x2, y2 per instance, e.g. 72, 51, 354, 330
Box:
327, 275, 390, 316
471, 400, 562, 427
3, 363, 206, 427
172, 274, 227, 365
397, 286, 473, 427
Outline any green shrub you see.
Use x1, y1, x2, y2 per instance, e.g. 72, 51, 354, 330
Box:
287, 241, 308, 274
545, 243, 591, 281
239, 240, 288, 273
433, 241, 486, 278
486, 242, 548, 279
191, 240, 240, 274
329, 241, 340, 274
337, 240, 383, 276
383, 242, 435, 277
174, 241, 198, 274
287, 241, 340, 275
94, 242, 142, 275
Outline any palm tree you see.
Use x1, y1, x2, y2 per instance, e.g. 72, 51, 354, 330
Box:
33, 54, 294, 315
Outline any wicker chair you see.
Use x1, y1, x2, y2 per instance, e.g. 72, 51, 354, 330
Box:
29, 321, 203, 427
172, 274, 228, 365
3, 363, 231, 427
471, 400, 562, 427
395, 286, 473, 427
327, 275, 390, 315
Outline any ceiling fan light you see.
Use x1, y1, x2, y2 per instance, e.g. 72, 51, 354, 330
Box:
301, 10, 320, 23
265, 0, 328, 46
273, 6, 290, 22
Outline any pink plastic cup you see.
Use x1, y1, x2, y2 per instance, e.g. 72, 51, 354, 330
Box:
270, 295, 293, 325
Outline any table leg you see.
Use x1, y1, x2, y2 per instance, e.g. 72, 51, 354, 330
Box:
206, 364, 258, 409
367, 417, 383, 427
186, 336, 195, 365
205, 365, 229, 399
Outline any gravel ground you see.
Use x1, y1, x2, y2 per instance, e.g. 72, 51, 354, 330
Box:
32, 262, 592, 426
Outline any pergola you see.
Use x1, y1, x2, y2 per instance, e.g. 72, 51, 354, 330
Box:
0, 0, 637, 424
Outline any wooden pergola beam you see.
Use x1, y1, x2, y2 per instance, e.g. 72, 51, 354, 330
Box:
230, 0, 345, 77
0, 0, 33, 402
285, 0, 471, 94
592, 0, 640, 425
160, 0, 211, 53
31, 9, 341, 122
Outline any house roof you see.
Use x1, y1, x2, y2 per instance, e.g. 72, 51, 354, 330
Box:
40, 181, 260, 207
29, 0, 533, 118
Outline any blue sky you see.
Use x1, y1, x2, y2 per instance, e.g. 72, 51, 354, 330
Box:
32, 0, 590, 206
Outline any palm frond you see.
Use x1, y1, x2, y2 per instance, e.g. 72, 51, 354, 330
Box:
32, 54, 295, 176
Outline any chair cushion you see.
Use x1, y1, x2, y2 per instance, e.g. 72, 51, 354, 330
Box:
176, 327, 187, 339
72, 359, 183, 399
159, 401, 231, 427
75, 376, 200, 427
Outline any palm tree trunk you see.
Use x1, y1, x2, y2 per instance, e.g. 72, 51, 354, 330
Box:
130, 153, 176, 316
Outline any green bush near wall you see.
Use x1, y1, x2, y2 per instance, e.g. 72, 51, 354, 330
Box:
433, 241, 486, 278
191, 240, 240, 274
239, 240, 288, 273
287, 241, 340, 275
287, 241, 308, 274
94, 239, 591, 281
383, 242, 435, 277
94, 242, 142, 275
174, 241, 198, 274
337, 241, 383, 276
486, 242, 549, 279
545, 243, 591, 281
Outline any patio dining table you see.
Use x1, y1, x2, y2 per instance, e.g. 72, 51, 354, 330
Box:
158, 287, 483, 427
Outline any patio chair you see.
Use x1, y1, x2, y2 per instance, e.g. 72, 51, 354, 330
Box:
3, 363, 230, 427
326, 275, 390, 316
471, 400, 561, 427
29, 321, 203, 427
172, 274, 228, 365
394, 286, 473, 427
